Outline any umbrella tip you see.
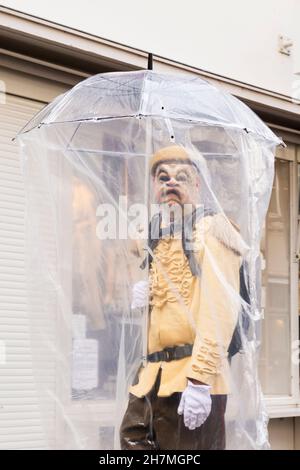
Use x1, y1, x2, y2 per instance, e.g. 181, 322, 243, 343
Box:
147, 53, 153, 71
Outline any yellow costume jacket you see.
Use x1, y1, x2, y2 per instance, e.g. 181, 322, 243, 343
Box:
129, 213, 249, 398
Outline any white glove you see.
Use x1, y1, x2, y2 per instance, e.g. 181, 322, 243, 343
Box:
177, 380, 212, 430
131, 280, 149, 310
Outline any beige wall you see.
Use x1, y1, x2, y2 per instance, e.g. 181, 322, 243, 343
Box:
269, 417, 300, 449
1, 0, 299, 97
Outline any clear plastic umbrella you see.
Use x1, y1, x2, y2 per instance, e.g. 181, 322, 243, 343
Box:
16, 70, 282, 450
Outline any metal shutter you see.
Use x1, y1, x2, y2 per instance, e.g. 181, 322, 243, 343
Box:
0, 93, 55, 449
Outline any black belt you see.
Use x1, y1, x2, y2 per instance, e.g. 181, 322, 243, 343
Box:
147, 344, 193, 363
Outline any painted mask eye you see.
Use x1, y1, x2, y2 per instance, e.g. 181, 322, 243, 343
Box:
159, 174, 170, 183
176, 173, 188, 183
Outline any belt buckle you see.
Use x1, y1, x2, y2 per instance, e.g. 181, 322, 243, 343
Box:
164, 347, 173, 362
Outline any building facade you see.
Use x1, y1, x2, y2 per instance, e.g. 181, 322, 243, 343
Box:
0, 1, 300, 449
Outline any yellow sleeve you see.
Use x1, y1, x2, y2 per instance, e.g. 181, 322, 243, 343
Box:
185, 234, 241, 386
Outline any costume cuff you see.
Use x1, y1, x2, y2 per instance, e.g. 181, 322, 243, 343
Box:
186, 337, 226, 386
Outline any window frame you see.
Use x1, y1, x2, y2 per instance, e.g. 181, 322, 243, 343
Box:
264, 140, 300, 417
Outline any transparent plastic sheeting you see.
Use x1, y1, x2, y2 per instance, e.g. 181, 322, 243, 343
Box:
16, 71, 282, 450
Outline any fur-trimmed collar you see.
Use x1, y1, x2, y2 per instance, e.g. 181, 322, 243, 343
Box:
203, 213, 250, 256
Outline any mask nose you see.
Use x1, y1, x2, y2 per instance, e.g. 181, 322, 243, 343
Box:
166, 177, 178, 187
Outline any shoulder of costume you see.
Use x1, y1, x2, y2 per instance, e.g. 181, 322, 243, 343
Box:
196, 213, 250, 257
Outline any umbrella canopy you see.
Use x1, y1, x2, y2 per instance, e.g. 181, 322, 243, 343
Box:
18, 70, 281, 147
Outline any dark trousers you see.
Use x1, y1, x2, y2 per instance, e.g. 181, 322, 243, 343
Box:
120, 368, 227, 450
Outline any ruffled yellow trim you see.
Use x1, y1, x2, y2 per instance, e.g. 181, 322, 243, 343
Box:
149, 238, 193, 308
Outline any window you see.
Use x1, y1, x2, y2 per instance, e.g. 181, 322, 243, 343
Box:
259, 140, 300, 411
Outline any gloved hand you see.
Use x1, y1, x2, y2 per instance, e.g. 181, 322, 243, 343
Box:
131, 280, 149, 310
177, 380, 212, 430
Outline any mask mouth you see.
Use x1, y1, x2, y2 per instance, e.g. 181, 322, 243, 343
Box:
165, 188, 181, 199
